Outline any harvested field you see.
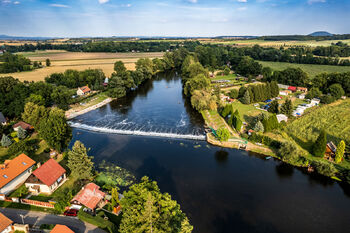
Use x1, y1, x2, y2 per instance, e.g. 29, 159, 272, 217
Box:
3, 51, 164, 82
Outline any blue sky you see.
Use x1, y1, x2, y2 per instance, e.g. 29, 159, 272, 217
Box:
1, 0, 349, 37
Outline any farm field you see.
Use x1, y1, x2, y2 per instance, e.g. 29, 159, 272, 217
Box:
4, 50, 164, 82
286, 99, 350, 149
203, 39, 350, 47
258, 61, 350, 77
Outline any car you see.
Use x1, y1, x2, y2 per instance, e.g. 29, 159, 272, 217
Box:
63, 209, 78, 217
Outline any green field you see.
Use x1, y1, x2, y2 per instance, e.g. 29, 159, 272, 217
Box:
259, 61, 350, 77
286, 100, 350, 149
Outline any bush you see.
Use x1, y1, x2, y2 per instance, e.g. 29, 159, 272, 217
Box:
216, 128, 230, 142
249, 132, 282, 149
78, 209, 117, 233
311, 160, 337, 177
278, 141, 306, 162
40, 224, 55, 230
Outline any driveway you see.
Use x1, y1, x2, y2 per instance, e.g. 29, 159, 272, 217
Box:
0, 208, 106, 233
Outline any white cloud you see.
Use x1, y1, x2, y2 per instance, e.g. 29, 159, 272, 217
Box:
13, 1, 20, 4
98, 0, 109, 4
50, 4, 69, 8
308, 0, 326, 4
2, 0, 12, 3
237, 0, 247, 2
187, 0, 198, 3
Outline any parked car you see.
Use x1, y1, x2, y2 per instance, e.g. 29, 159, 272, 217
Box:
64, 209, 78, 217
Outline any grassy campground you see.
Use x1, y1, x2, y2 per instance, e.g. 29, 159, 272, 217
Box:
259, 61, 350, 77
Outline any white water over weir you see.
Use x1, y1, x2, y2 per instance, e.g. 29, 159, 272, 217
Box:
69, 122, 206, 141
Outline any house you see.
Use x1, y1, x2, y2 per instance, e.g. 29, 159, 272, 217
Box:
278, 84, 289, 90
0, 154, 35, 195
0, 212, 13, 233
310, 98, 320, 106
12, 121, 33, 132
103, 78, 109, 87
297, 93, 306, 99
288, 86, 297, 92
25, 159, 67, 195
256, 74, 263, 80
0, 112, 6, 125
50, 224, 74, 233
71, 183, 106, 211
325, 141, 337, 160
297, 87, 308, 93
279, 90, 291, 96
77, 86, 91, 96
276, 114, 288, 123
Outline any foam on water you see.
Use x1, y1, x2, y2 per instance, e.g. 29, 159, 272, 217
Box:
69, 122, 206, 140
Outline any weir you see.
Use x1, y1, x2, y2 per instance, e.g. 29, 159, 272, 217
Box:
69, 122, 206, 141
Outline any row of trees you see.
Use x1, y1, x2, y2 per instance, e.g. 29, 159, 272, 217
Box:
0, 53, 33, 73
313, 42, 350, 57
239, 81, 279, 104
220, 105, 243, 132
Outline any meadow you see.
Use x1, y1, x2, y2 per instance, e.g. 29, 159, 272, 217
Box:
4, 50, 164, 82
258, 61, 350, 77
286, 99, 350, 149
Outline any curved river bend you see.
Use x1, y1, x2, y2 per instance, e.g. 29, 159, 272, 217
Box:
70, 74, 350, 233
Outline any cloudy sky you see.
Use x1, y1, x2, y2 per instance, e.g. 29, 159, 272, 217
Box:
1, 0, 349, 37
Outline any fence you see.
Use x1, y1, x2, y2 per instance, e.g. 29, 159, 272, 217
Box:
21, 199, 55, 208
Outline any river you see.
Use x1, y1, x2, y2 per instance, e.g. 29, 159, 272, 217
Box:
70, 73, 350, 233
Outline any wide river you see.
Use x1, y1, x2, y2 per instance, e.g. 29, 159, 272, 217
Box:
70, 74, 350, 233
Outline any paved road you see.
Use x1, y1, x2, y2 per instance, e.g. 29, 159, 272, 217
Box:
0, 208, 106, 233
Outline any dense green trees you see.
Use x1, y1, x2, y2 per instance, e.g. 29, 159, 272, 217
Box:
280, 99, 293, 117
38, 108, 72, 152
253, 121, 264, 132
0, 53, 32, 73
241, 91, 251, 104
1, 134, 12, 147
120, 176, 193, 233
236, 56, 262, 77
268, 68, 309, 86
190, 90, 217, 111
268, 100, 279, 114
328, 84, 345, 99
183, 74, 210, 96
312, 130, 327, 157
216, 128, 230, 142
67, 141, 94, 180
22, 102, 48, 128
306, 87, 322, 99
262, 114, 279, 132
17, 127, 27, 139
46, 58, 51, 67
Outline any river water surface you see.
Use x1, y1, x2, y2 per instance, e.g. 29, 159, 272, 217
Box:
70, 74, 350, 233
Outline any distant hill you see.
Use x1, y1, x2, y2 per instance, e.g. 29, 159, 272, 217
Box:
309, 31, 333, 37
0, 34, 57, 40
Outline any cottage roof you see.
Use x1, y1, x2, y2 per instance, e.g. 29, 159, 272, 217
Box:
13, 121, 33, 130
50, 224, 74, 233
79, 86, 91, 93
0, 112, 6, 124
32, 159, 66, 186
0, 212, 13, 232
71, 183, 105, 210
0, 154, 35, 189
327, 141, 337, 153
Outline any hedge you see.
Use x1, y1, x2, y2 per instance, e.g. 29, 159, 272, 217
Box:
78, 208, 117, 233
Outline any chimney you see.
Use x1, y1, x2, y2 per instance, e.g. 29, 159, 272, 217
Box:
37, 162, 41, 168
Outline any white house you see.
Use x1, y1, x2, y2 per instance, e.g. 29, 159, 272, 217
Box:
77, 86, 91, 96
0, 154, 35, 195
297, 93, 306, 99
276, 114, 288, 123
310, 98, 320, 106
278, 84, 289, 89
0, 212, 13, 233
25, 159, 67, 195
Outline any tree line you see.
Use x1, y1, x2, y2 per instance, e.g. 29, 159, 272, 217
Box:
0, 53, 34, 73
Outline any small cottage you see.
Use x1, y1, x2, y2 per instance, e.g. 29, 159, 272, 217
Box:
77, 86, 91, 96
25, 159, 67, 195
71, 183, 106, 211
0, 212, 13, 233
13, 121, 33, 132
276, 114, 288, 123
297, 87, 308, 93
50, 224, 74, 233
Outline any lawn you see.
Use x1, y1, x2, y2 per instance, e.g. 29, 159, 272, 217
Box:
286, 99, 350, 150
211, 73, 237, 81
230, 101, 264, 125
259, 61, 350, 77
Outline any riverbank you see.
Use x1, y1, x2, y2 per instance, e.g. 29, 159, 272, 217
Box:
66, 94, 114, 120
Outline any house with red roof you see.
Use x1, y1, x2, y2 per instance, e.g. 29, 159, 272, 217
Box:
50, 224, 74, 233
13, 121, 33, 132
0, 154, 36, 195
288, 86, 297, 92
0, 212, 13, 233
25, 159, 67, 195
77, 86, 91, 96
71, 183, 106, 211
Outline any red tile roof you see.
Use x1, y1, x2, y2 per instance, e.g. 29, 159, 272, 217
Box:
50, 224, 74, 233
32, 159, 66, 187
0, 212, 13, 232
0, 154, 35, 188
13, 121, 33, 131
288, 86, 297, 91
79, 86, 91, 93
71, 183, 106, 210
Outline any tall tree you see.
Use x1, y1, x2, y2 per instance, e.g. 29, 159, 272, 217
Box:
254, 121, 264, 133
312, 130, 327, 157
22, 102, 48, 128
335, 140, 346, 163
17, 126, 27, 139
120, 176, 193, 233
67, 141, 94, 180
38, 107, 71, 152
241, 90, 251, 104
114, 61, 127, 75
268, 100, 279, 114
280, 98, 293, 116
46, 58, 51, 67
1, 134, 12, 147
